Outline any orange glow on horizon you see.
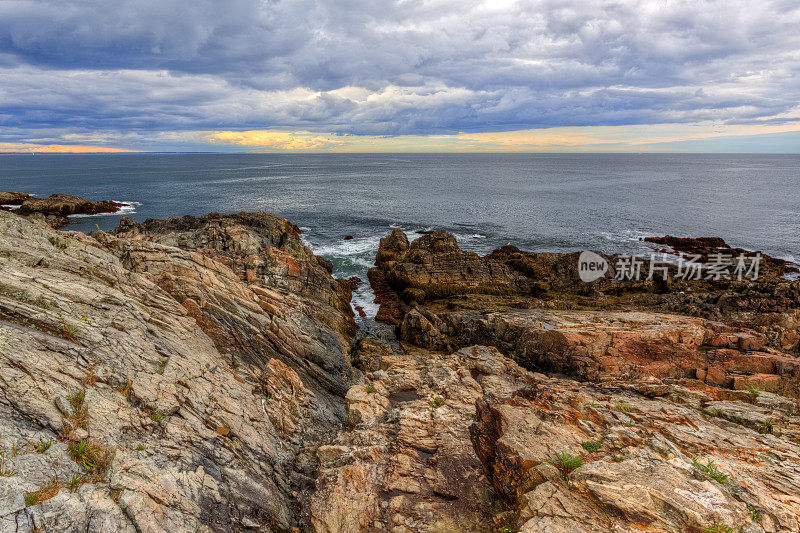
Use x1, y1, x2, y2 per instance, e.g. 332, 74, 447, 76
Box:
0, 142, 140, 154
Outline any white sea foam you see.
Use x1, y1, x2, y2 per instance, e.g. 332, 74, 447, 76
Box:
311, 234, 383, 259
68, 201, 141, 218
453, 232, 486, 240
351, 284, 380, 319
1, 205, 20, 211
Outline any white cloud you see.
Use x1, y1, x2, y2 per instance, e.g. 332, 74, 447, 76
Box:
0, 0, 799, 144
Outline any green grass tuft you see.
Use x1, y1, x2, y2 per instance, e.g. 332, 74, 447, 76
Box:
66, 473, 85, 492
692, 457, 729, 485
68, 439, 111, 477
48, 236, 68, 251
61, 320, 81, 343
33, 439, 53, 454
66, 389, 85, 410
365, 383, 377, 394
64, 389, 88, 430
24, 478, 61, 507
429, 397, 445, 408
547, 450, 584, 479
581, 433, 606, 453
614, 399, 632, 413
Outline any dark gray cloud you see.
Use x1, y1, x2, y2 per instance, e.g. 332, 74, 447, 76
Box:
1, 0, 798, 142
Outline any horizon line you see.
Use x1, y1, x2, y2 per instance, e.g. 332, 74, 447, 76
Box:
2, 151, 800, 156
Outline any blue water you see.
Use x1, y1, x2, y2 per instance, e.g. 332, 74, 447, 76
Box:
2, 153, 799, 315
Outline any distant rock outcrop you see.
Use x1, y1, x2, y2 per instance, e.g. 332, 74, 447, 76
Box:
1, 192, 126, 229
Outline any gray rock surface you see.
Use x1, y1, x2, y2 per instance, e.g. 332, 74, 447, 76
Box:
0, 210, 358, 532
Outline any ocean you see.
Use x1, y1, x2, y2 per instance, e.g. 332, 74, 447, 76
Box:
2, 153, 799, 319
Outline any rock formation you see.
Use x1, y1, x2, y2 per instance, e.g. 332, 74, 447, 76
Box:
0, 192, 125, 229
0, 192, 31, 206
364, 227, 800, 531
1, 208, 799, 533
0, 209, 357, 531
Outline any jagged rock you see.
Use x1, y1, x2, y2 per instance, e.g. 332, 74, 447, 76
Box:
1, 192, 125, 228
4, 208, 800, 533
105, 212, 358, 396
0, 192, 31, 206
0, 209, 357, 531
371, 230, 525, 313
645, 235, 799, 277
420, 308, 800, 397
371, 230, 800, 393
398, 308, 452, 352
370, 230, 800, 354
310, 343, 513, 533
16, 194, 124, 220
469, 362, 800, 532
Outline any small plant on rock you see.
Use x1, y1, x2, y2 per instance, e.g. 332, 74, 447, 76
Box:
66, 389, 85, 410
365, 383, 377, 394
429, 397, 445, 409
547, 450, 584, 480
708, 407, 722, 417
760, 418, 774, 432
24, 477, 61, 507
66, 473, 85, 492
614, 399, 632, 413
691, 457, 728, 485
68, 439, 111, 478
137, 443, 146, 451
0, 453, 16, 477
64, 388, 88, 430
60, 319, 81, 343
48, 236, 67, 251
745, 385, 761, 396
156, 358, 167, 375
581, 433, 607, 453
33, 439, 53, 454
150, 410, 165, 423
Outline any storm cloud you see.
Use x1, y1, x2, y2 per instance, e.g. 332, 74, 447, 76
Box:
1, 0, 798, 146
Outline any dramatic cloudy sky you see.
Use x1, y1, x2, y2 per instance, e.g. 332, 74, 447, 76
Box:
1, 0, 799, 152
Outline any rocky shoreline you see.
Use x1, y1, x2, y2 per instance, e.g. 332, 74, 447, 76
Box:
0, 192, 126, 229
0, 203, 798, 532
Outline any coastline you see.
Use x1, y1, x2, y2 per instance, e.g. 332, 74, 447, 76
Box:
1, 200, 799, 531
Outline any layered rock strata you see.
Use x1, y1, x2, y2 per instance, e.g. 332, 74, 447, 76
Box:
0, 209, 357, 531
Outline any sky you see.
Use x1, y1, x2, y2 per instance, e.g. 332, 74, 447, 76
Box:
1, 0, 799, 153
